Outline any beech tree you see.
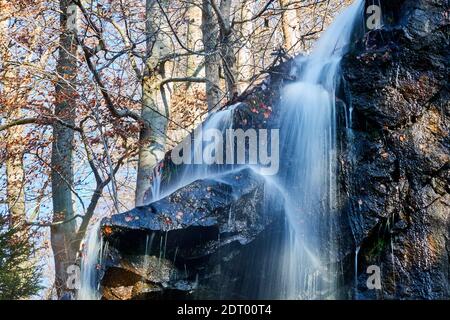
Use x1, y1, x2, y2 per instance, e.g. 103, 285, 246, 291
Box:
50, 0, 79, 296
0, 0, 41, 300
135, 0, 171, 206
202, 0, 221, 111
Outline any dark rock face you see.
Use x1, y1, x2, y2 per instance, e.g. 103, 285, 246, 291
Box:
341, 0, 449, 299
99, 168, 285, 299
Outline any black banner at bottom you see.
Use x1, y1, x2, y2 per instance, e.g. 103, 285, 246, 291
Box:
1, 300, 448, 319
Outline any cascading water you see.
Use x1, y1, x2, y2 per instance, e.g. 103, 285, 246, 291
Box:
78, 220, 105, 300
77, 107, 237, 300
78, 0, 364, 300
148, 104, 238, 203
274, 0, 364, 299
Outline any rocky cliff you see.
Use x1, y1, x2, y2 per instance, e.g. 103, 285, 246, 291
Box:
341, 0, 449, 299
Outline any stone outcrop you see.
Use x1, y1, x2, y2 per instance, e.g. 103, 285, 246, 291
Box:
341, 0, 449, 299
99, 168, 285, 299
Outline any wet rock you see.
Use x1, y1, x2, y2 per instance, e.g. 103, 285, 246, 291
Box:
99, 168, 284, 299
341, 0, 449, 299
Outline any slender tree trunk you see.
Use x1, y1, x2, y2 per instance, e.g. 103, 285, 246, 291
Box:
218, 0, 238, 100
186, 2, 203, 76
201, 0, 221, 111
237, 0, 254, 92
51, 0, 78, 298
135, 0, 171, 206
1, 2, 26, 229
5, 111, 26, 229
279, 0, 299, 51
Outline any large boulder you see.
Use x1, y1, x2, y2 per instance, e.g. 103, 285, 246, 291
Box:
99, 168, 285, 299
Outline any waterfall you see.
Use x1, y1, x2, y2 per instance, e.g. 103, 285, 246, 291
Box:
77, 221, 104, 300
147, 105, 238, 203
78, 0, 364, 300
76, 105, 238, 300
274, 0, 364, 299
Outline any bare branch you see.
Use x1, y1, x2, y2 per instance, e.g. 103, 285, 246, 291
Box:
209, 0, 230, 34
159, 76, 207, 87
27, 214, 84, 227
0, 117, 40, 131
80, 43, 143, 123
233, 0, 276, 25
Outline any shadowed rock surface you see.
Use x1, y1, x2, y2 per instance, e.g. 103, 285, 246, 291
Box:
340, 0, 449, 299
99, 168, 285, 299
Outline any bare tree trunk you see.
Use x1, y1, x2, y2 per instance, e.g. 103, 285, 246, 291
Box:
1, 3, 26, 229
279, 0, 293, 50
135, 0, 171, 206
201, 0, 221, 111
51, 0, 78, 298
218, 0, 238, 100
279, 0, 300, 52
5, 110, 26, 228
186, 1, 203, 76
237, 0, 254, 92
